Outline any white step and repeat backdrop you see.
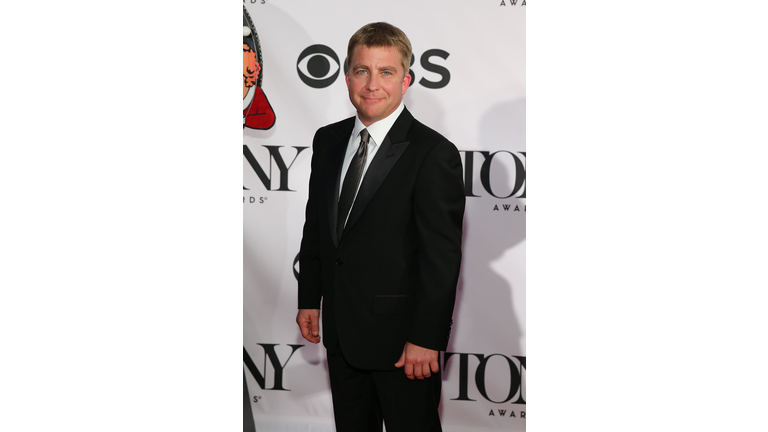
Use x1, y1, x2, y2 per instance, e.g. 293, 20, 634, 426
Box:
243, 1, 525, 431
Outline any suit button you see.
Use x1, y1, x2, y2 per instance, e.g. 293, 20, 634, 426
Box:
336, 259, 344, 265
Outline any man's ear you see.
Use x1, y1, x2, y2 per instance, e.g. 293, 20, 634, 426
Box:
401, 73, 412, 95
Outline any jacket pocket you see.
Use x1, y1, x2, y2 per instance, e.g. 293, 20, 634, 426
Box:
373, 295, 414, 316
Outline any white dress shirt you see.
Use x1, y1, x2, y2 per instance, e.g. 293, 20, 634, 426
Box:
338, 102, 406, 224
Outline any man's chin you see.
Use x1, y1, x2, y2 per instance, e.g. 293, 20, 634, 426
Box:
358, 107, 385, 123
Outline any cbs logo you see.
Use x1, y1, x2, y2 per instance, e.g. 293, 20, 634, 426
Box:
297, 44, 451, 89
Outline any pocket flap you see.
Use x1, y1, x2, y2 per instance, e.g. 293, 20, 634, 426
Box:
373, 295, 414, 316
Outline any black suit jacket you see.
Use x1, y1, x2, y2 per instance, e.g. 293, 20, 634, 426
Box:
298, 108, 465, 371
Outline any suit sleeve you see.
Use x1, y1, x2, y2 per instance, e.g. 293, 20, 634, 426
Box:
408, 140, 466, 351
297, 129, 324, 310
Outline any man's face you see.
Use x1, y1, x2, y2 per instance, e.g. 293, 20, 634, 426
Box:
345, 45, 411, 127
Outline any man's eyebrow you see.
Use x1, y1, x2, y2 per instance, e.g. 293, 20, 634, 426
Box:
350, 65, 398, 71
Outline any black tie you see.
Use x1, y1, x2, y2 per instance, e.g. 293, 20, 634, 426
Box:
337, 129, 370, 241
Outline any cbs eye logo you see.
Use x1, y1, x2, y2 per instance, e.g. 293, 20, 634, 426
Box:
297, 44, 450, 89
297, 45, 341, 88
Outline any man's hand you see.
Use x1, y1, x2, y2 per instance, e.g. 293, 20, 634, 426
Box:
296, 309, 321, 344
394, 342, 439, 380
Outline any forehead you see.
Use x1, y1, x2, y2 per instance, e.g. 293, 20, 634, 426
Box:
349, 45, 403, 69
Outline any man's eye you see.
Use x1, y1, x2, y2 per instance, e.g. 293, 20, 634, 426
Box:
382, 71, 391, 75
356, 70, 367, 75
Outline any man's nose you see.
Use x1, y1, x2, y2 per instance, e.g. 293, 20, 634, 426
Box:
366, 74, 380, 91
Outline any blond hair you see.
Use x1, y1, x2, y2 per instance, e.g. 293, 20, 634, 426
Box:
347, 22, 412, 76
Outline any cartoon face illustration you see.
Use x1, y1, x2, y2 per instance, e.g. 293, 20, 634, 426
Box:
243, 44, 261, 99
243, 6, 275, 130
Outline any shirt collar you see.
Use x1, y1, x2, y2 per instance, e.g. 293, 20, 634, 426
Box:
351, 102, 405, 146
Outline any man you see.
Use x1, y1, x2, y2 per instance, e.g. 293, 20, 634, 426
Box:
296, 22, 465, 432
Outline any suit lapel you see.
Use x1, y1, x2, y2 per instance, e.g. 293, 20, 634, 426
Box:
341, 109, 414, 240
325, 119, 355, 248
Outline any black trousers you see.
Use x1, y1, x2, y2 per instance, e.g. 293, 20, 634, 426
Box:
326, 342, 442, 432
